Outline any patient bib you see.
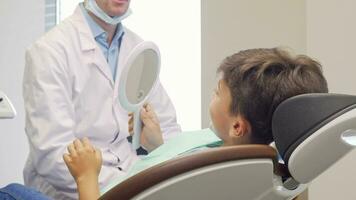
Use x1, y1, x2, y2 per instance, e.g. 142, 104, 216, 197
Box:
101, 128, 221, 194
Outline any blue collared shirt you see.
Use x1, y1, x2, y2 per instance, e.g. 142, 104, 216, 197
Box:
80, 3, 124, 81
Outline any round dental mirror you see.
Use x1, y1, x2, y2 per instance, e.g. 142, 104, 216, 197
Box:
118, 41, 160, 150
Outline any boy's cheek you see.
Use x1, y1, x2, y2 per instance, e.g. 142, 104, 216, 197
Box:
209, 106, 219, 131
208, 101, 215, 121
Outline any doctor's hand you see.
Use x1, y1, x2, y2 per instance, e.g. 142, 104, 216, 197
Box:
63, 138, 102, 184
128, 104, 163, 152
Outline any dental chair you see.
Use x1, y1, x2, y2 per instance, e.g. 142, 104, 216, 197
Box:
0, 91, 16, 119
100, 93, 356, 200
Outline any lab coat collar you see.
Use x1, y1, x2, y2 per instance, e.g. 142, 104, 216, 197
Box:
71, 5, 97, 52
70, 5, 115, 87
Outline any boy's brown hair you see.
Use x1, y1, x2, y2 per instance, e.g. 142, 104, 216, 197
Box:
218, 48, 328, 144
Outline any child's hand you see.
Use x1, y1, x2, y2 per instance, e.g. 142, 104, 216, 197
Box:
63, 138, 102, 184
140, 104, 164, 151
128, 104, 163, 152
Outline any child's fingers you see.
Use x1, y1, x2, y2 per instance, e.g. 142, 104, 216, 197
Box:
63, 153, 72, 164
82, 137, 93, 150
95, 148, 102, 164
140, 109, 156, 128
145, 104, 152, 111
73, 139, 83, 151
95, 148, 102, 158
140, 107, 149, 121
144, 104, 157, 118
141, 104, 158, 123
67, 143, 77, 157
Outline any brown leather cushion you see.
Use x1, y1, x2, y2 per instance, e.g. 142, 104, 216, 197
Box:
100, 144, 286, 200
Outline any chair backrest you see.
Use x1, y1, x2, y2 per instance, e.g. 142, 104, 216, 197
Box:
100, 145, 306, 200
272, 93, 356, 184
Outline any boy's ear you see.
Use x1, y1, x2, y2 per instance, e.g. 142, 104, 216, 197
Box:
229, 115, 251, 139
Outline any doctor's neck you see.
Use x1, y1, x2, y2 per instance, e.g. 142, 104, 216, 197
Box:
88, 11, 117, 45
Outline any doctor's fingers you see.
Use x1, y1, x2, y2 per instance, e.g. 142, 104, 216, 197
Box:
128, 117, 134, 135
128, 114, 133, 124
128, 126, 133, 136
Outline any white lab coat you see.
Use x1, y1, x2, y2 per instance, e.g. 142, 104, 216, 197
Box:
23, 5, 181, 200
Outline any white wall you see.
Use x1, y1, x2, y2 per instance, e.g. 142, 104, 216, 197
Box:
202, 1, 356, 199
201, 0, 306, 128
0, 0, 44, 186
123, 0, 202, 131
307, 0, 356, 199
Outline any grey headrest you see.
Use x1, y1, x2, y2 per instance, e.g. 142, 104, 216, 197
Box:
272, 93, 356, 183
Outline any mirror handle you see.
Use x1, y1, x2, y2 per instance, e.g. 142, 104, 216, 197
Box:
132, 109, 142, 150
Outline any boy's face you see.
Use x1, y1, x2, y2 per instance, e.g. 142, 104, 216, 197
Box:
209, 79, 235, 142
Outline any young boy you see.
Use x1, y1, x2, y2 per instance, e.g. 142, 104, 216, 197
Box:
63, 48, 328, 200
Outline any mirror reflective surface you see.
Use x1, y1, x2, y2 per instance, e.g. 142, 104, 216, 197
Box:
125, 49, 159, 105
118, 41, 161, 150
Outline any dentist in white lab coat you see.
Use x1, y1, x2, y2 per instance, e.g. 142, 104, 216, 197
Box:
22, 0, 181, 199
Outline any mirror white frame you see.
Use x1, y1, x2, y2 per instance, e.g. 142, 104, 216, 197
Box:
118, 41, 161, 150
0, 91, 17, 119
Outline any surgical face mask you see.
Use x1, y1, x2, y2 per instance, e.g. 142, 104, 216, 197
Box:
85, 0, 132, 25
